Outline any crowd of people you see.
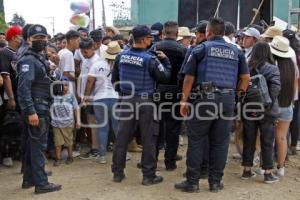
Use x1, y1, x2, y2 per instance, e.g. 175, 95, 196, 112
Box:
0, 16, 299, 194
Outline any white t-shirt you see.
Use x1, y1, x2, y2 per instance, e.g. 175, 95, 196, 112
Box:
88, 59, 118, 100
58, 48, 76, 95
79, 53, 102, 99
95, 44, 108, 60
74, 49, 85, 70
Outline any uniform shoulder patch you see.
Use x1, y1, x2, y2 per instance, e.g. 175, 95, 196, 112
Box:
157, 63, 164, 72
21, 64, 30, 72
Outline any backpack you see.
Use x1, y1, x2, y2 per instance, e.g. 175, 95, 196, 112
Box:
244, 68, 272, 106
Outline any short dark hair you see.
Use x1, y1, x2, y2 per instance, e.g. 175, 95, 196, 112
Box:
55, 33, 66, 42
47, 44, 58, 52
163, 21, 178, 37
79, 38, 94, 49
225, 21, 235, 35
66, 30, 80, 41
90, 29, 103, 42
23, 24, 33, 41
208, 17, 225, 36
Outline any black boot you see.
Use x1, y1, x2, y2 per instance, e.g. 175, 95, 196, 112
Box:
209, 183, 224, 193
142, 175, 163, 186
174, 180, 199, 193
35, 183, 62, 194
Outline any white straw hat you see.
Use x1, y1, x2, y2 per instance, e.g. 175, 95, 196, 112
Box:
103, 41, 122, 60
269, 35, 294, 58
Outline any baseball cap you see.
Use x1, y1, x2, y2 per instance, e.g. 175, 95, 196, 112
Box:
28, 24, 47, 37
283, 29, 296, 40
151, 22, 163, 36
261, 26, 282, 38
243, 27, 260, 40
77, 27, 89, 33
5, 26, 22, 41
132, 25, 155, 38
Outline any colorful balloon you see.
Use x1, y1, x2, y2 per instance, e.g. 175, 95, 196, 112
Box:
70, 14, 90, 27
70, 0, 91, 14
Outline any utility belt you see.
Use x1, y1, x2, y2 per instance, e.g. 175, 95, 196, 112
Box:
33, 98, 50, 106
192, 81, 234, 95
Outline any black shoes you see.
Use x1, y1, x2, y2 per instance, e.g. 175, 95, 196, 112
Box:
241, 170, 256, 180
209, 183, 224, 193
175, 155, 183, 161
166, 164, 177, 171
137, 162, 142, 169
142, 175, 164, 186
22, 182, 34, 189
174, 181, 199, 193
264, 173, 279, 184
113, 174, 126, 183
35, 183, 62, 194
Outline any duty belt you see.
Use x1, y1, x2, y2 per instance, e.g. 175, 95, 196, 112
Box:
192, 85, 234, 95
33, 98, 49, 106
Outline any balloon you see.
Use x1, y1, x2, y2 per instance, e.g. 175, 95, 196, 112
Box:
70, 0, 91, 14
70, 14, 90, 27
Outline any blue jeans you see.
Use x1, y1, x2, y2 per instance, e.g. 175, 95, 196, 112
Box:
93, 98, 119, 157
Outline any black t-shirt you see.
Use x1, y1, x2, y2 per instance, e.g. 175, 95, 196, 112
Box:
0, 47, 18, 98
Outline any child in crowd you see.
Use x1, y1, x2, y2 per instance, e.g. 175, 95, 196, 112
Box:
51, 76, 80, 166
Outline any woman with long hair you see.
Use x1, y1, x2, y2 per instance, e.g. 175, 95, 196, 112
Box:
270, 36, 298, 177
241, 41, 281, 184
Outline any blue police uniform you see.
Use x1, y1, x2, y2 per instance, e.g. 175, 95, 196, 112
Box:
182, 36, 248, 188
111, 47, 171, 182
17, 49, 52, 187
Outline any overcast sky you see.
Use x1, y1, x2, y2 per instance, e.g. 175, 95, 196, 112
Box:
4, 0, 129, 36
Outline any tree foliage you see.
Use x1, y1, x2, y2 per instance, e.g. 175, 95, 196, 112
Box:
9, 13, 25, 27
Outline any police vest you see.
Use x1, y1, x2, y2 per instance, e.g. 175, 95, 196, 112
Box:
24, 52, 52, 100
197, 41, 239, 89
118, 50, 155, 95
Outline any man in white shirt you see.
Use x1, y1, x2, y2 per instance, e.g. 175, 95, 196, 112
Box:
58, 30, 80, 95
224, 21, 241, 49
78, 38, 102, 160
242, 27, 260, 62
74, 29, 107, 74
90, 29, 108, 59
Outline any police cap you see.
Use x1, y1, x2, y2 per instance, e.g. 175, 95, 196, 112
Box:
28, 24, 47, 37
132, 25, 156, 39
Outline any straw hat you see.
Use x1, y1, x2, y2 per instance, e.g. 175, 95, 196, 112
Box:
103, 41, 122, 60
261, 26, 283, 38
269, 36, 294, 58
177, 27, 192, 41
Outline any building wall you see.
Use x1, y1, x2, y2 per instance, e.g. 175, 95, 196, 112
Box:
274, 0, 299, 23
131, 0, 178, 25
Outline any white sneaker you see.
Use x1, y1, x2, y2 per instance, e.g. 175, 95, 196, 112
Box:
97, 156, 107, 164
255, 167, 265, 175
2, 157, 13, 167
72, 151, 80, 158
274, 167, 285, 177
126, 152, 132, 161
179, 135, 184, 146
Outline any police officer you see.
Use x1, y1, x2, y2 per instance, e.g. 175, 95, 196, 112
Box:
175, 18, 250, 193
150, 21, 187, 171
179, 20, 210, 179
111, 25, 171, 185
17, 24, 61, 194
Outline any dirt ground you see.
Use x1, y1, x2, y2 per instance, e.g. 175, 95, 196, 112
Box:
1, 138, 300, 200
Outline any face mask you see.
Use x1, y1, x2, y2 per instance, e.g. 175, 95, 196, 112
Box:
32, 40, 47, 52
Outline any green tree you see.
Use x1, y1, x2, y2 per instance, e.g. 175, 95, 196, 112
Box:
9, 13, 25, 27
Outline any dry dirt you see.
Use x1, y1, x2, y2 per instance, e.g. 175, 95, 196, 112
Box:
1, 139, 300, 200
